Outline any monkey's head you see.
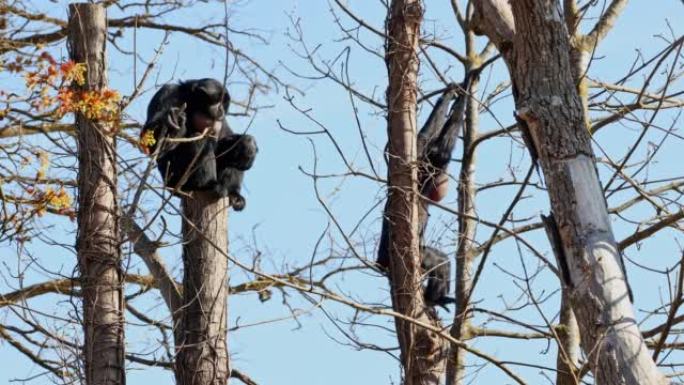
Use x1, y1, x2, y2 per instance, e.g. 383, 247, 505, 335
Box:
181, 78, 230, 135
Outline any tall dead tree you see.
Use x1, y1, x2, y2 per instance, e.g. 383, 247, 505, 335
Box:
68, 4, 125, 385
384, 1, 446, 384
447, 66, 480, 385
174, 195, 231, 385
553, 3, 628, 383
472, 0, 668, 383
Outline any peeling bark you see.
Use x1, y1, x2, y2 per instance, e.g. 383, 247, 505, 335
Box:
542, 213, 580, 385
472, 0, 668, 383
68, 4, 125, 385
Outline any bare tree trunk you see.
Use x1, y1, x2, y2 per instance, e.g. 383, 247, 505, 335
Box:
68, 4, 125, 385
446, 55, 480, 385
554, 15, 590, 385
385, 1, 445, 384
174, 194, 230, 385
543, 211, 581, 385
555, 291, 580, 385
569, 45, 591, 132
473, 0, 668, 383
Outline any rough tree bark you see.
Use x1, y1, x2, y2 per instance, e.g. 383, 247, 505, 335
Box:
68, 4, 125, 385
554, 4, 606, 382
385, 1, 446, 384
555, 2, 628, 376
473, 0, 668, 384
174, 194, 230, 385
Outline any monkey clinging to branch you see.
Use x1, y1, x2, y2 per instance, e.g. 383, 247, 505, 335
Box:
377, 75, 472, 310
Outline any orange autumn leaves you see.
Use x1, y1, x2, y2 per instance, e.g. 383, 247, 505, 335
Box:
7, 51, 125, 224
23, 150, 74, 219
56, 87, 121, 122
32, 150, 71, 217
22, 51, 121, 124
139, 130, 156, 153
59, 60, 86, 85
4, 150, 75, 229
27, 185, 73, 218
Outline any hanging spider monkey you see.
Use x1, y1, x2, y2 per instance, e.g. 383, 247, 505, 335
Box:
377, 74, 472, 310
141, 78, 257, 210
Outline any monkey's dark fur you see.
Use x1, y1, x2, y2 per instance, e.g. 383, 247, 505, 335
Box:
143, 78, 257, 210
422, 246, 456, 310
377, 76, 472, 310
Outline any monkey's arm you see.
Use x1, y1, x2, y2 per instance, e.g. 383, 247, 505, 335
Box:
145, 84, 182, 125
426, 76, 473, 170
417, 87, 457, 151
419, 75, 474, 201
141, 84, 187, 153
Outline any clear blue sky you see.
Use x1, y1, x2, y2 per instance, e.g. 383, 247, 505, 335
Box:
1, 1, 683, 384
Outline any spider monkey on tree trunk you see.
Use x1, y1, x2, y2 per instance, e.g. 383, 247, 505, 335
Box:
377, 74, 473, 311
141, 78, 257, 210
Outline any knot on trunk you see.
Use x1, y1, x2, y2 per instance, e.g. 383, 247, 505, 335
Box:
402, 1, 424, 21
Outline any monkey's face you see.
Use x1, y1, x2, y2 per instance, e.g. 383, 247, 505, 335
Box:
186, 78, 230, 135
190, 114, 224, 137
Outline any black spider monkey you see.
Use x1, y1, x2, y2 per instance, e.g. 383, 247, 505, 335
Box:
142, 78, 257, 210
377, 75, 472, 310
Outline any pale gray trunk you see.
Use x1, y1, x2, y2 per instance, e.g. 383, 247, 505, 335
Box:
174, 194, 230, 385
385, 1, 445, 384
446, 61, 480, 385
472, 0, 668, 383
68, 4, 125, 385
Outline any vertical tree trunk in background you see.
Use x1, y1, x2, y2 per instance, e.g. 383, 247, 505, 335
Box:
555, 291, 580, 385
175, 194, 230, 385
569, 43, 591, 132
473, 0, 668, 383
68, 4, 125, 385
385, 1, 445, 384
446, 59, 480, 385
